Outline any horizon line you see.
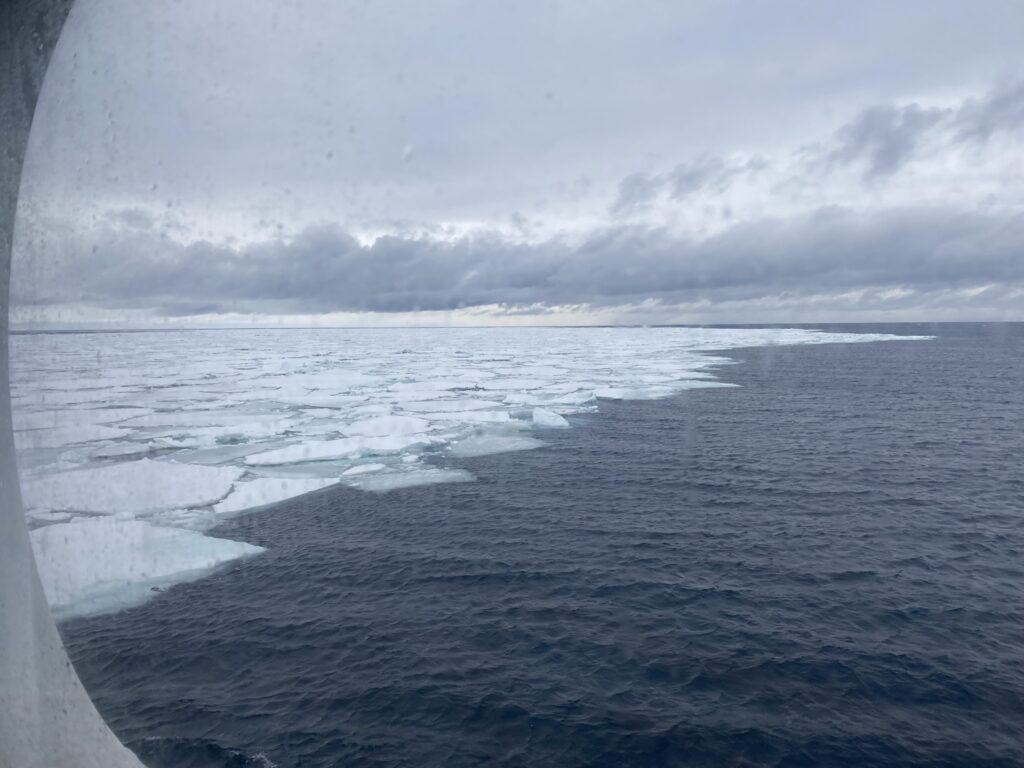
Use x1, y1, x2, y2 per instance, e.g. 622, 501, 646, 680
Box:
10, 320, 1022, 335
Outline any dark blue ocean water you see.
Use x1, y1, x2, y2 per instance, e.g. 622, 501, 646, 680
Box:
61, 324, 1024, 767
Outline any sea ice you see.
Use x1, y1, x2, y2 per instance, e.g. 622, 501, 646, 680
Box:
676, 380, 739, 389
476, 378, 546, 390
30, 517, 264, 620
212, 477, 338, 515
272, 393, 369, 408
341, 462, 387, 476
14, 424, 131, 450
397, 399, 503, 412
245, 434, 434, 465
449, 433, 547, 457
9, 325, 933, 619
423, 410, 512, 424
13, 407, 151, 430
341, 415, 431, 437
148, 417, 301, 444
594, 386, 675, 400
90, 442, 156, 460
547, 390, 598, 406
532, 408, 570, 428
21, 459, 243, 516
343, 467, 475, 492
120, 410, 246, 428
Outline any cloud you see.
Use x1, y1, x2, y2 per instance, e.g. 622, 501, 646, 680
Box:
16, 1, 1024, 325
954, 81, 1024, 143
609, 155, 765, 216
610, 173, 663, 215
829, 104, 948, 178
668, 156, 731, 198
827, 81, 1024, 179
13, 204, 1024, 321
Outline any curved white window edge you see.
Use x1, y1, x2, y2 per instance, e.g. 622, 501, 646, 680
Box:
0, 1, 145, 765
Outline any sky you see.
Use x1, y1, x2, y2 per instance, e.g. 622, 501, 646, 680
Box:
11, 0, 1024, 328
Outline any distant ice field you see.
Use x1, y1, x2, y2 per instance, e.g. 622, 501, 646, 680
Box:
10, 327, 931, 619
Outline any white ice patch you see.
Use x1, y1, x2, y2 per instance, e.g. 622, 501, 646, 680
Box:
341, 415, 431, 437
397, 398, 503, 412
30, 517, 264, 620
120, 410, 246, 428
423, 410, 512, 424
449, 433, 547, 457
476, 378, 546, 391
532, 408, 570, 428
343, 467, 475, 492
595, 386, 677, 400
245, 434, 435, 465
675, 381, 740, 390
14, 424, 131, 450
341, 462, 387, 476
13, 407, 152, 430
272, 393, 368, 408
91, 442, 157, 460
212, 477, 338, 515
21, 459, 242, 516
148, 417, 301, 445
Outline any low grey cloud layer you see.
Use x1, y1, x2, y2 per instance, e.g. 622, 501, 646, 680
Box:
12, 0, 1024, 325
15, 204, 1024, 320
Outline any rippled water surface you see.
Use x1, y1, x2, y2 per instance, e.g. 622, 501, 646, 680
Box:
61, 324, 1024, 767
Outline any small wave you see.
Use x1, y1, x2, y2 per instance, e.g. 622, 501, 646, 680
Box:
133, 736, 278, 768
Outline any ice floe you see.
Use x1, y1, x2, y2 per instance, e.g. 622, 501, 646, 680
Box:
341, 415, 431, 437
532, 408, 570, 428
245, 434, 435, 465
212, 477, 338, 515
14, 424, 131, 450
21, 459, 243, 516
341, 462, 387, 476
30, 517, 264, 621
343, 467, 475, 492
448, 433, 547, 457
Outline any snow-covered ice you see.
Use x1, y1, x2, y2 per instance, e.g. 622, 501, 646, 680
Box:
10, 326, 933, 618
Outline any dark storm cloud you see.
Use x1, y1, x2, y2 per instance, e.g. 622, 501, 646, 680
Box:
16, 206, 1024, 317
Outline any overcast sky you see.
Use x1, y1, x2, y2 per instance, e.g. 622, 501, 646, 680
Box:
12, 0, 1024, 327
